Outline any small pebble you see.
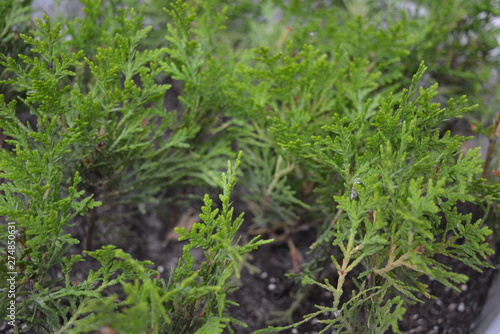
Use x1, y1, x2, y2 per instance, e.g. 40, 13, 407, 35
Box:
322, 291, 333, 298
260, 271, 268, 279
448, 303, 457, 311
460, 284, 468, 291
458, 302, 465, 312
267, 283, 276, 291
416, 318, 427, 326
270, 277, 277, 283
428, 326, 439, 334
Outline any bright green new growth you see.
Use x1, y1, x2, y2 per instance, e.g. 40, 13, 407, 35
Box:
52, 154, 268, 334
169, 152, 271, 333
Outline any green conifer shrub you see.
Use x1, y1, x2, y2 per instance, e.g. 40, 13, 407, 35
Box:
0, 0, 499, 333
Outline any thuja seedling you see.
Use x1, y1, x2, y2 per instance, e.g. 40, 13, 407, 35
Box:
259, 63, 497, 333
1, 0, 499, 333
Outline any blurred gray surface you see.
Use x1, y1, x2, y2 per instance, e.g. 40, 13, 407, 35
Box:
32, 0, 83, 20
476, 267, 500, 334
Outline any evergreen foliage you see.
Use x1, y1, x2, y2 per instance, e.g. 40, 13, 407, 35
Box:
0, 0, 499, 333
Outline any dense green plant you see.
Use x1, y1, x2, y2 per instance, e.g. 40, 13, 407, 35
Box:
1, 0, 499, 333
0, 3, 264, 333
0, 0, 32, 60
50, 154, 267, 334
259, 62, 496, 333
0, 128, 263, 333
0, 0, 33, 108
